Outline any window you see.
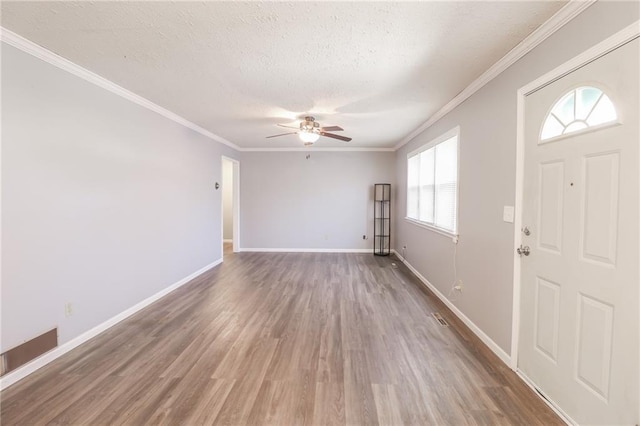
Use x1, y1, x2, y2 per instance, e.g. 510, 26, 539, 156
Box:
406, 127, 459, 235
540, 86, 617, 141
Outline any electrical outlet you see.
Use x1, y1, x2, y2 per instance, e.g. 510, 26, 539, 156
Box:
65, 302, 73, 317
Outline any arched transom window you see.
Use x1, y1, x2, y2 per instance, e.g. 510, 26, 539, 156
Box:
540, 86, 617, 141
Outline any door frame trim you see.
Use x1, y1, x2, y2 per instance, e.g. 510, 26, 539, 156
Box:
221, 156, 241, 255
510, 20, 640, 370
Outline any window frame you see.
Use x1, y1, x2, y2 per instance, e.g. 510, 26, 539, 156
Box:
405, 126, 460, 238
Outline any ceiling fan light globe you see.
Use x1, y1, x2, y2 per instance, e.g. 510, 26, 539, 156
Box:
299, 131, 320, 143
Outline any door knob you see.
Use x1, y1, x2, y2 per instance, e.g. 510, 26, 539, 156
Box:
517, 245, 530, 256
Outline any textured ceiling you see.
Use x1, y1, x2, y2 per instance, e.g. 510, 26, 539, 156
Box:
1, 1, 567, 149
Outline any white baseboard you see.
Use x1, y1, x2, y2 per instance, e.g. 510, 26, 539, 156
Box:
391, 250, 511, 366
517, 370, 574, 425
240, 248, 372, 253
0, 258, 222, 390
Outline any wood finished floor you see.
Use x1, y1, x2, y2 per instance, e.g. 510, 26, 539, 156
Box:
1, 247, 563, 425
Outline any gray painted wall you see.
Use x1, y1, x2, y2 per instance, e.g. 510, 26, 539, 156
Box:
222, 159, 233, 240
1, 44, 239, 352
394, 1, 639, 354
240, 151, 395, 250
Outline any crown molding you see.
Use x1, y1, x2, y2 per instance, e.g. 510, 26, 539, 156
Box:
0, 27, 241, 152
394, 0, 596, 151
1, 0, 594, 154
240, 146, 395, 152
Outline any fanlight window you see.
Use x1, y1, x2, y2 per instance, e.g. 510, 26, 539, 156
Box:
541, 86, 617, 141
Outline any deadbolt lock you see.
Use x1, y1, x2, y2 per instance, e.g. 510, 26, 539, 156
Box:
522, 226, 531, 236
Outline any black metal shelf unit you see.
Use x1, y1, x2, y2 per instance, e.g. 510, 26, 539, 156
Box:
374, 183, 391, 256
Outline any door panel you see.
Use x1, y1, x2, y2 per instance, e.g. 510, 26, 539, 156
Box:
519, 37, 638, 425
538, 161, 565, 253
534, 277, 560, 362
575, 294, 613, 400
580, 152, 619, 266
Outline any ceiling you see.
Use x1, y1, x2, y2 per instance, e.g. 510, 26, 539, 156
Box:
1, 1, 567, 149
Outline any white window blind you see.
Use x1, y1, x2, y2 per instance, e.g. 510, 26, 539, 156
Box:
406, 129, 459, 234
407, 154, 419, 220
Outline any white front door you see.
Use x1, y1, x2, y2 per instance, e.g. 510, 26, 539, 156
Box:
519, 37, 639, 425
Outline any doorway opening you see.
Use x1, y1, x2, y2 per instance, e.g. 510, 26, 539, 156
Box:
221, 156, 240, 257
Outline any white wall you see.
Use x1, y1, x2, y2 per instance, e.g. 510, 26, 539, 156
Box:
1, 43, 239, 352
240, 151, 394, 250
222, 159, 233, 240
394, 1, 639, 354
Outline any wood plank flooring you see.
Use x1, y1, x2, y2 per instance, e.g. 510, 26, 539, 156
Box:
1, 248, 563, 425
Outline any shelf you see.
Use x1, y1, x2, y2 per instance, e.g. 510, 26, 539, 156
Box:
373, 184, 391, 256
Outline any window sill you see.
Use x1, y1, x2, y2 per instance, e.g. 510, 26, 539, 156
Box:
404, 217, 458, 241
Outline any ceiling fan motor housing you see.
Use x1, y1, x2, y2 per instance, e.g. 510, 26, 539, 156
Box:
301, 116, 320, 132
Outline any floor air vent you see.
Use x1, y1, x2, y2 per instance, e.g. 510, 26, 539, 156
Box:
1, 328, 57, 376
432, 312, 449, 326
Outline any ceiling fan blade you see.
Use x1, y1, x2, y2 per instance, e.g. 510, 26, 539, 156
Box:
266, 132, 298, 138
277, 124, 300, 130
320, 132, 352, 142
320, 126, 343, 132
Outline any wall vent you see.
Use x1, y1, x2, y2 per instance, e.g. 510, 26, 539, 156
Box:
431, 312, 449, 326
0, 328, 58, 376
0, 353, 7, 376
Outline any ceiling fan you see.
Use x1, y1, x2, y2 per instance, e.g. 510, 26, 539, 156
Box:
266, 116, 352, 145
